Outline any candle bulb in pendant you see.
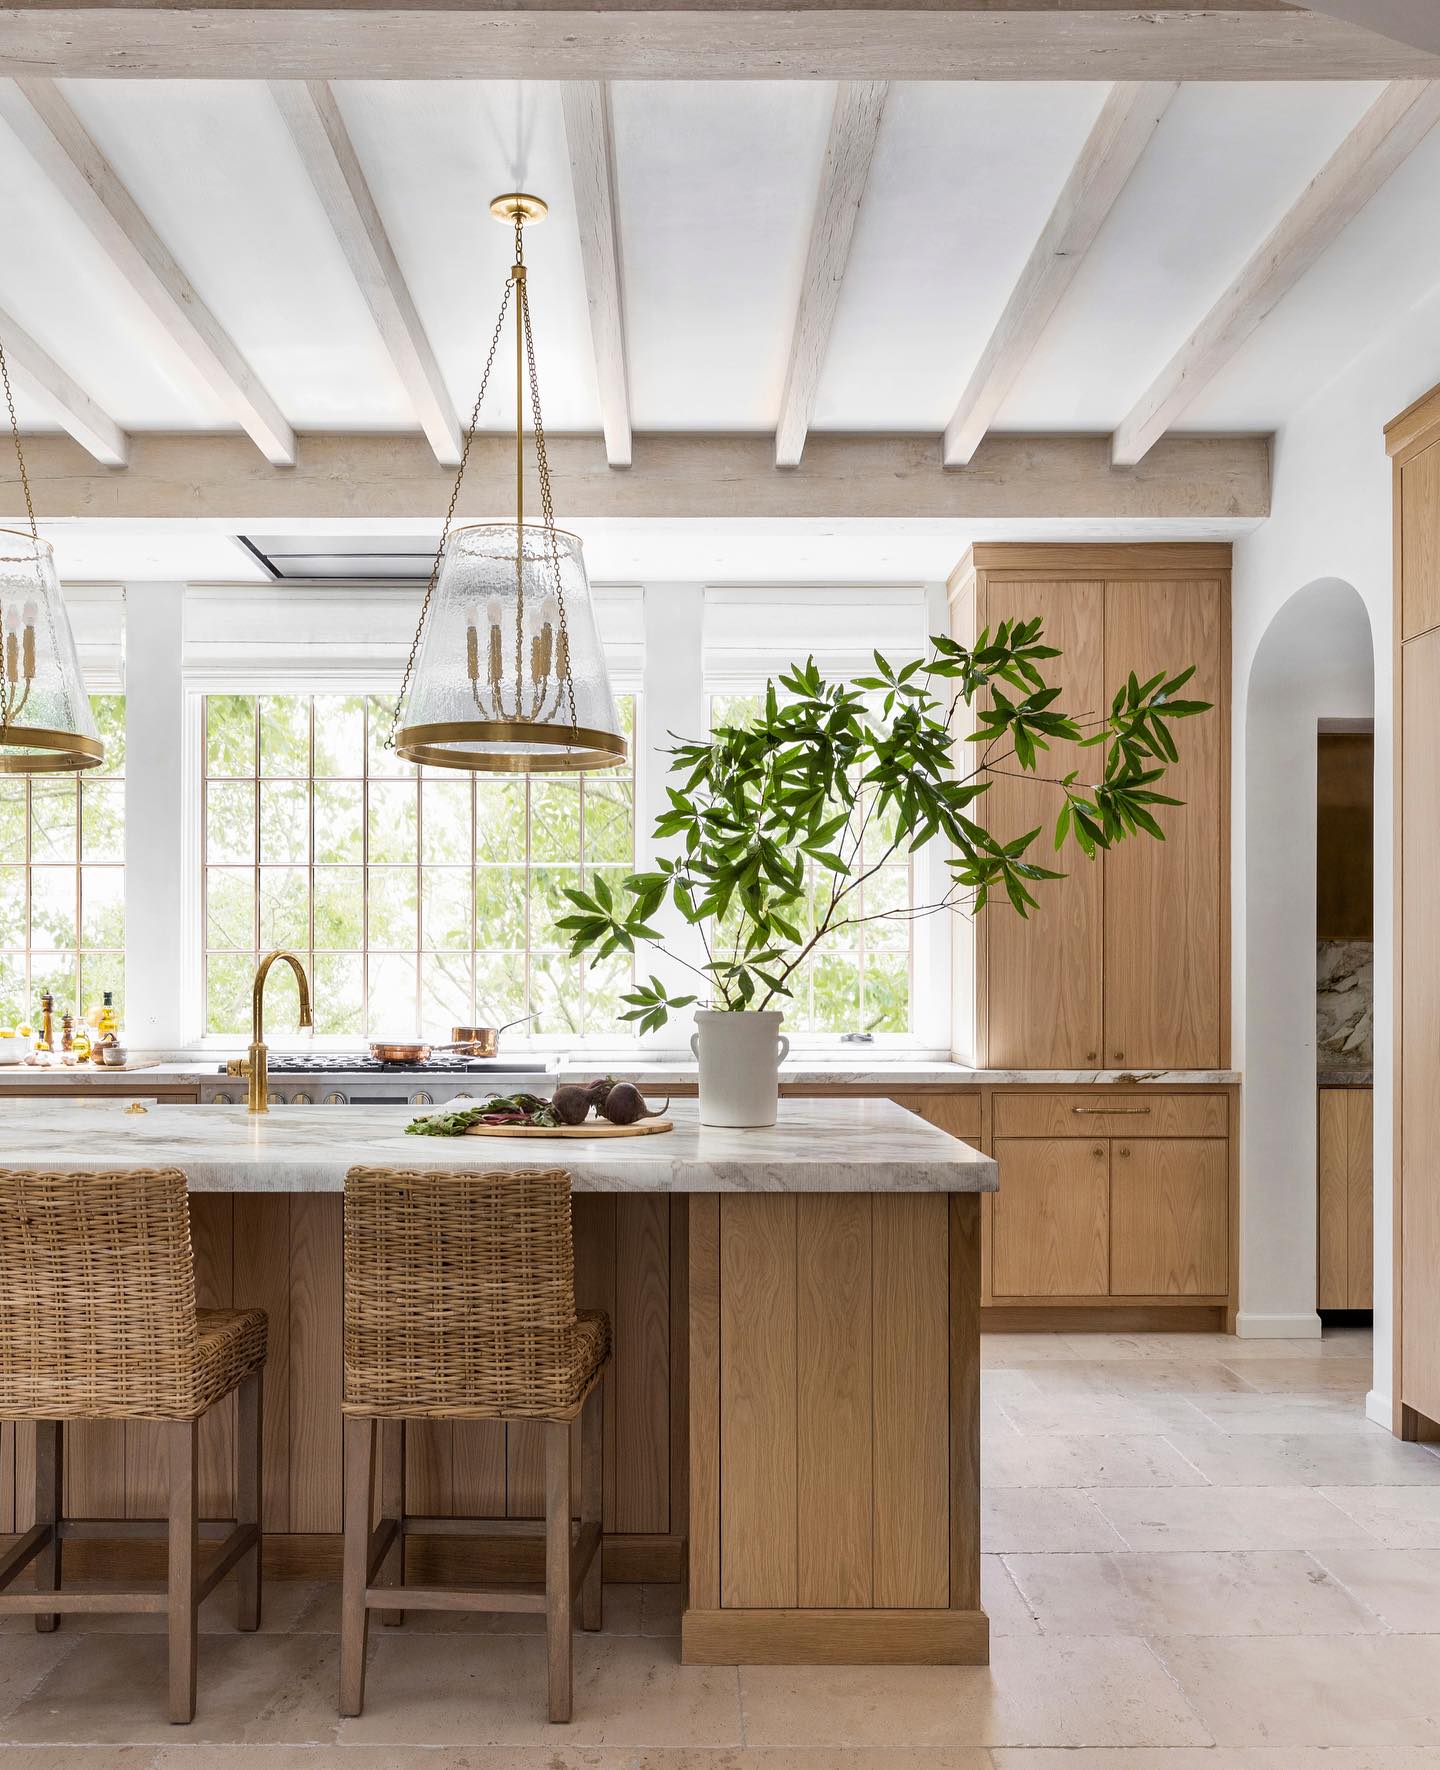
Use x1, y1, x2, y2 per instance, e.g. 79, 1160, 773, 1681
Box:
537, 593, 558, 679
485, 596, 504, 693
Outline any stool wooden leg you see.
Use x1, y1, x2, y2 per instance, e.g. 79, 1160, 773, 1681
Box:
32, 1420, 62, 1633
580, 1387, 603, 1633
544, 1419, 573, 1724
376, 1419, 405, 1627
166, 1420, 199, 1725
340, 1415, 375, 1718
235, 1368, 263, 1631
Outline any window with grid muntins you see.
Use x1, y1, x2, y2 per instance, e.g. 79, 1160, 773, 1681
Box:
0, 695, 126, 1032
706, 691, 913, 1037
202, 692, 637, 1040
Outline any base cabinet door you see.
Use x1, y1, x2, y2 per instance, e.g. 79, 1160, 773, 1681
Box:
1109, 1138, 1228, 1297
1318, 1087, 1374, 1310
992, 1138, 1109, 1298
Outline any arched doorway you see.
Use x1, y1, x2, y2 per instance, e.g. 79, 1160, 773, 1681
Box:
1239, 578, 1375, 1339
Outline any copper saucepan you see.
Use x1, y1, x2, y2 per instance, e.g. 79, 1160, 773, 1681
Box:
366, 1015, 534, 1065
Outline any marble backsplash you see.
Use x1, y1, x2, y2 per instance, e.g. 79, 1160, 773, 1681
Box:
1318, 938, 1373, 1071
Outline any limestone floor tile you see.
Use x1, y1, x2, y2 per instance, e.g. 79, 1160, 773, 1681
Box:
336, 1629, 742, 1748
1163, 1432, 1440, 1488
0, 1639, 85, 1729
150, 1749, 638, 1769
982, 1488, 1127, 1553
739, 1638, 1209, 1750
1309, 1545, 1440, 1630
1320, 1485, 1440, 1546
983, 1433, 1205, 1490
983, 1333, 1087, 1367
0, 1631, 339, 1747
1219, 1358, 1374, 1395
1016, 1362, 1257, 1399
1002, 1549, 1382, 1637
981, 1555, 1039, 1636
634, 1752, 996, 1768
0, 1749, 159, 1768
1151, 1633, 1440, 1747
284, 1580, 644, 1638
992, 1750, 1440, 1768
1189, 1395, 1377, 1435
640, 1583, 683, 1636
996, 1395, 1213, 1439
1090, 1485, 1377, 1551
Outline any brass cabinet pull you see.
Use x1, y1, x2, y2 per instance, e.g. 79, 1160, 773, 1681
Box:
1072, 1106, 1151, 1115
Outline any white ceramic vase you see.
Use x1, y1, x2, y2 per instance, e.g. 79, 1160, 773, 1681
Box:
689, 1008, 790, 1128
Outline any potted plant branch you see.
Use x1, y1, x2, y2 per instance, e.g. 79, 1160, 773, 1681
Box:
558, 619, 1210, 1126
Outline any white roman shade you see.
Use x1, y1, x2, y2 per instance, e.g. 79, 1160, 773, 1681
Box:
62, 584, 126, 694
181, 583, 644, 688
702, 586, 931, 685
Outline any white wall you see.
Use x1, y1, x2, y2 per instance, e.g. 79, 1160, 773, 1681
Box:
1233, 282, 1440, 1410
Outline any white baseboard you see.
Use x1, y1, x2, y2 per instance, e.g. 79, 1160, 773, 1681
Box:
1234, 1310, 1323, 1340
1366, 1389, 1394, 1431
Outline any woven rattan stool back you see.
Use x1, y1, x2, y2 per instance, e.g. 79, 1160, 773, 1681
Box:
0, 1166, 203, 1420
344, 1165, 594, 1420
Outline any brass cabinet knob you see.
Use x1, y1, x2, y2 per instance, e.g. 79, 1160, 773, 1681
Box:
1113, 1051, 1124, 1061
1119, 1146, 1130, 1158
1092, 1146, 1104, 1158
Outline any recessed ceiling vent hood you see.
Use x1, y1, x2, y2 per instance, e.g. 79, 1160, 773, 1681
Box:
238, 535, 441, 582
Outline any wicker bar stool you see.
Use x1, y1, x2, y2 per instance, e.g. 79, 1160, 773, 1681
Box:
0, 1166, 266, 1724
341, 1164, 610, 1724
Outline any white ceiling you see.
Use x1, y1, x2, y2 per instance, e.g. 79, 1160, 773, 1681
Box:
3, 75, 1438, 448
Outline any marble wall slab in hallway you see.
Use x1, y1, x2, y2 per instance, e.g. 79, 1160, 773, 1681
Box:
1318, 938, 1373, 1073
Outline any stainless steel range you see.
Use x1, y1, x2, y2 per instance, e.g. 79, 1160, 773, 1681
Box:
200, 1054, 551, 1107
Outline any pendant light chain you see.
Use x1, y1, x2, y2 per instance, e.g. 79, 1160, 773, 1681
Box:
387, 274, 514, 751
0, 338, 39, 544
519, 267, 579, 732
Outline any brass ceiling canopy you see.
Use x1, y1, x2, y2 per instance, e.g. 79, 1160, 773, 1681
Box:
0, 342, 103, 775
390, 192, 625, 775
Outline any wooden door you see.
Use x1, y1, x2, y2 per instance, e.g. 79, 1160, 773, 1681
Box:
980, 579, 1105, 1068
1109, 1137, 1227, 1297
1317, 1089, 1352, 1309
1102, 579, 1224, 1068
1346, 1089, 1374, 1310
991, 1138, 1109, 1297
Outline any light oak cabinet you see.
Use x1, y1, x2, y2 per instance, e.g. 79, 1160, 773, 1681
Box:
949, 545, 1229, 1072
1317, 1086, 1373, 1311
1390, 385, 1440, 1436
984, 1089, 1234, 1318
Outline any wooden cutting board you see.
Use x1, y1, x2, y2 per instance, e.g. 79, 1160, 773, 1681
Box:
463, 1118, 673, 1139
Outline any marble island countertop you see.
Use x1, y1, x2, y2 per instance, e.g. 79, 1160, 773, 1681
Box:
0, 1097, 998, 1194
0, 1055, 1240, 1090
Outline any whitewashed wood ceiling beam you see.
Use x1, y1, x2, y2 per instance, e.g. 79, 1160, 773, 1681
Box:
0, 78, 296, 466
0, 305, 129, 466
3, 431, 1270, 524
775, 80, 888, 470
1112, 78, 1440, 466
272, 80, 462, 467
0, 6, 1435, 81
560, 82, 631, 470
1300, 1, 1440, 56
942, 81, 1175, 469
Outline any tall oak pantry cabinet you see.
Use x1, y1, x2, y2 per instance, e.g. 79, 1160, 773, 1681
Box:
947, 545, 1237, 1330
1389, 385, 1440, 1437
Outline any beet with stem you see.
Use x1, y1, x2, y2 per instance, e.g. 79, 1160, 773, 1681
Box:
550, 1083, 594, 1126
598, 1081, 669, 1125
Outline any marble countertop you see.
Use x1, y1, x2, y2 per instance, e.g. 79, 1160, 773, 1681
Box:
0, 1097, 998, 1194
1318, 1068, 1373, 1088
0, 1056, 1238, 1090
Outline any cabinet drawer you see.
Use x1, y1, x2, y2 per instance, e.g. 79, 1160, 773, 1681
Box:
992, 1092, 1228, 1139
894, 1091, 982, 1143
992, 1138, 1109, 1298
1110, 1138, 1228, 1296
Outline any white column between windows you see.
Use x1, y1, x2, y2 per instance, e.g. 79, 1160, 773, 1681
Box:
636, 583, 706, 1052
123, 582, 186, 1050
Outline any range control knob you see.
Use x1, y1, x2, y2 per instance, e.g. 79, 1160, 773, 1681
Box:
211, 1091, 240, 1105
323, 1091, 346, 1105
410, 1091, 434, 1106
289, 1092, 312, 1105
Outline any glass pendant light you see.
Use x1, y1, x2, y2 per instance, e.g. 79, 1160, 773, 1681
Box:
390, 193, 626, 774
0, 340, 102, 774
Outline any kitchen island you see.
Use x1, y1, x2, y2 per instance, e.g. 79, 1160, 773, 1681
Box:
0, 1097, 996, 1667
